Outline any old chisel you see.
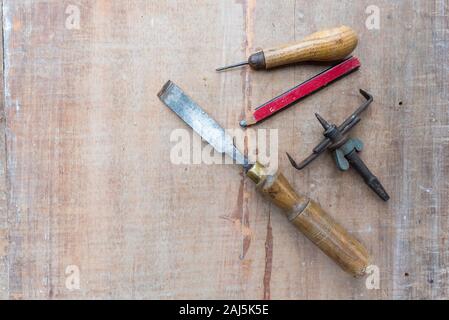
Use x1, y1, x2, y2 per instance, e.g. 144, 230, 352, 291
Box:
158, 80, 370, 277
216, 26, 358, 71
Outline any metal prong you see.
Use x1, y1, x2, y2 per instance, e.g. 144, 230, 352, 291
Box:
338, 89, 373, 132
368, 178, 390, 201
286, 152, 300, 169
216, 61, 249, 72
359, 89, 373, 102
315, 113, 331, 130
287, 152, 322, 171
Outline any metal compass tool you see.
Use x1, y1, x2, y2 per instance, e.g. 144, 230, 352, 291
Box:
287, 89, 390, 201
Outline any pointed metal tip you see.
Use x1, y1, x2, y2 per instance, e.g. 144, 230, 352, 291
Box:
315, 113, 330, 130
286, 153, 299, 169
239, 120, 247, 128
359, 89, 373, 102
216, 61, 249, 72
369, 178, 390, 202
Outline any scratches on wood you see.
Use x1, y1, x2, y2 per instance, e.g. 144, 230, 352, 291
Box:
240, 0, 256, 120
390, 0, 449, 299
263, 211, 273, 300
221, 180, 253, 259
1, 0, 448, 299
232, 0, 256, 262
0, 0, 9, 300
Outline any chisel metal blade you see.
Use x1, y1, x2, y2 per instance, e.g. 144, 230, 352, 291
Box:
158, 80, 251, 169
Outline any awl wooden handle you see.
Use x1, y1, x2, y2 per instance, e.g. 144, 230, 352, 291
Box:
247, 162, 369, 277
261, 26, 358, 69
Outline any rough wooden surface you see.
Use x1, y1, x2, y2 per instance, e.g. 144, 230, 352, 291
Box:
0, 2, 8, 301
0, 0, 448, 299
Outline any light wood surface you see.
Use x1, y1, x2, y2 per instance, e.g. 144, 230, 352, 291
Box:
0, 0, 448, 299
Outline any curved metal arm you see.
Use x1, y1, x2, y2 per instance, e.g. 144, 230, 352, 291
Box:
288, 89, 373, 171
287, 151, 320, 170
339, 89, 373, 133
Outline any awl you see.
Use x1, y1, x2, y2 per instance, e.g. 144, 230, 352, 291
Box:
217, 26, 358, 71
240, 56, 361, 127
158, 80, 370, 277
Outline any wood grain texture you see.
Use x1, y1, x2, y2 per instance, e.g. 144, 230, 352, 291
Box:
263, 26, 358, 69
0, 2, 8, 300
0, 0, 448, 299
247, 162, 370, 277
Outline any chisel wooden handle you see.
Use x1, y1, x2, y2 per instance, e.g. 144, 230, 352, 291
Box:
250, 26, 358, 70
247, 162, 369, 277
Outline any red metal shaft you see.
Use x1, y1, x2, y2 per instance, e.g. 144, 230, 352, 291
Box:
241, 57, 361, 127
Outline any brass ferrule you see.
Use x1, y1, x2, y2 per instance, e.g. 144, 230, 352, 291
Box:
246, 162, 267, 184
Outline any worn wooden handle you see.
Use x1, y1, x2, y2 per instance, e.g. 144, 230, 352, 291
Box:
263, 26, 358, 69
247, 163, 369, 277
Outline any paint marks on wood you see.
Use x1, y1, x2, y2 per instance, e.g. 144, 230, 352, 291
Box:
1, 0, 448, 300
263, 212, 273, 300
221, 180, 252, 259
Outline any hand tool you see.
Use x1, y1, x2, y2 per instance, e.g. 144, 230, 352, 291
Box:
287, 89, 390, 201
158, 80, 370, 277
216, 26, 358, 72
239, 56, 361, 127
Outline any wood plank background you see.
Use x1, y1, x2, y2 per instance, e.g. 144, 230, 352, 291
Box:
0, 0, 447, 299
